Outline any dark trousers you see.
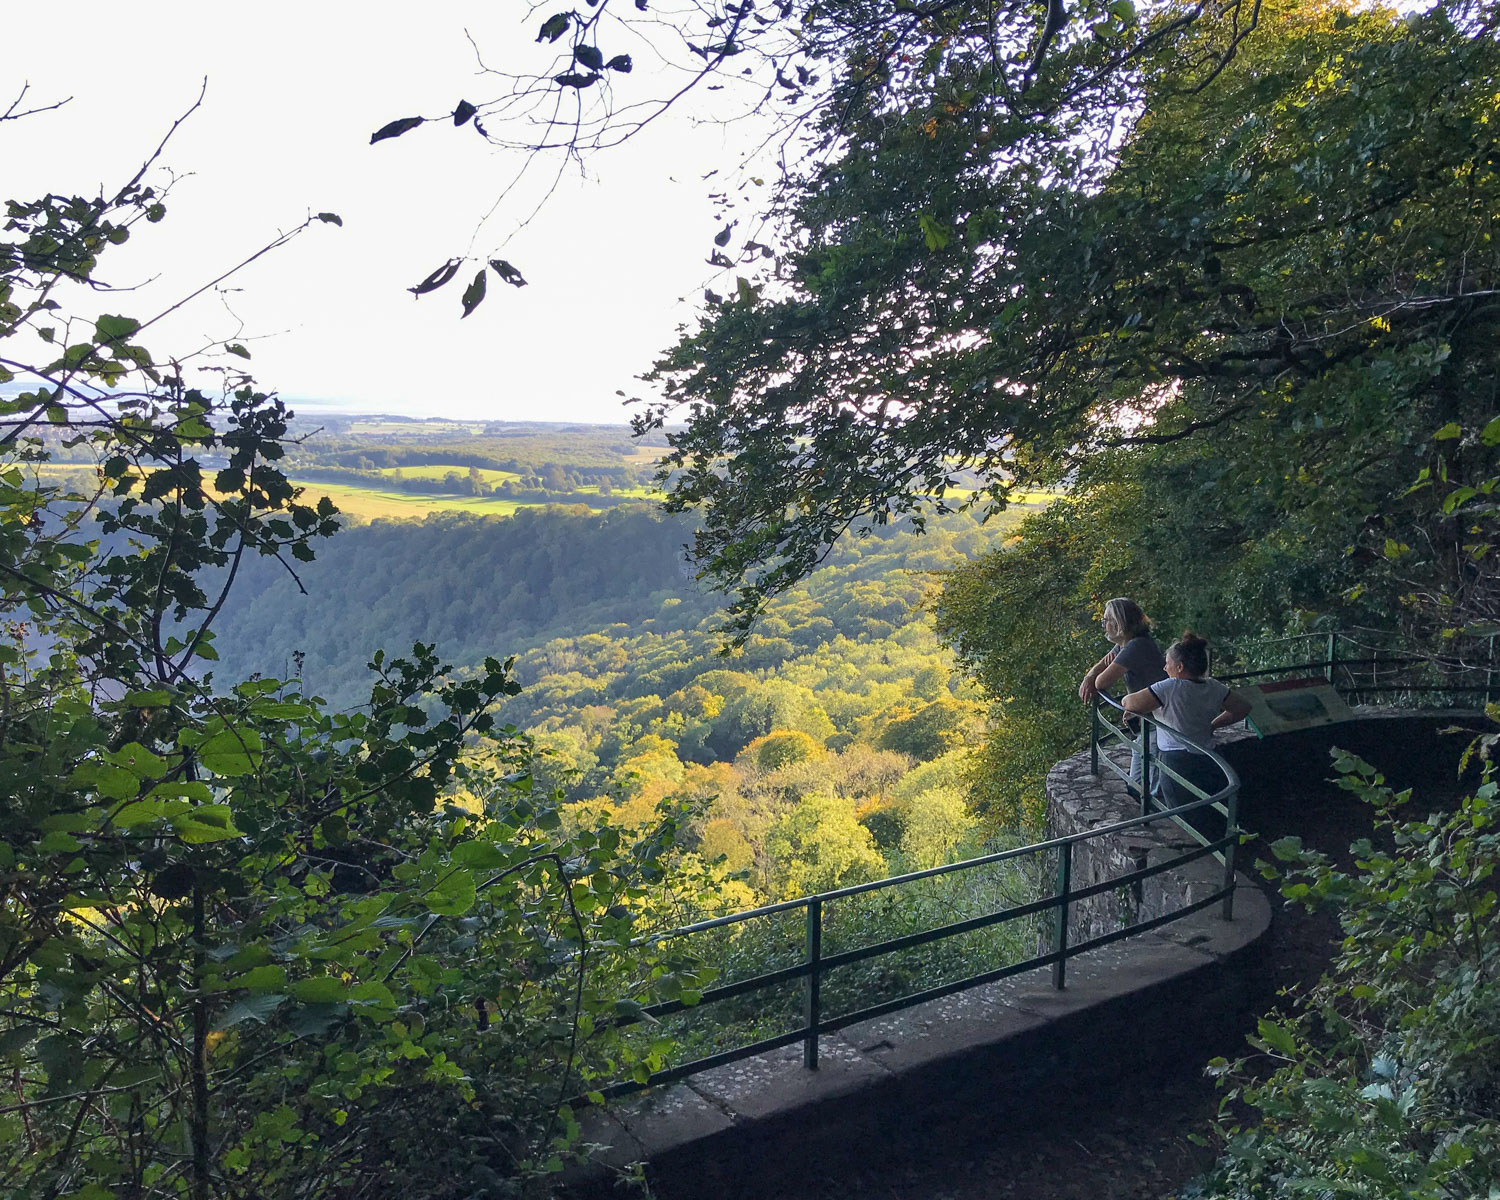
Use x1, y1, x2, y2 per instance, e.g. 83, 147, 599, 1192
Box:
1156, 749, 1225, 806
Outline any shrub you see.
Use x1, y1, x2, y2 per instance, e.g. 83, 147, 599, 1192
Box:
1195, 748, 1500, 1199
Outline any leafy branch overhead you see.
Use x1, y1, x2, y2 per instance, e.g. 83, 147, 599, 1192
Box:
404, 256, 528, 316
634, 0, 1500, 636
385, 0, 1257, 298
0, 106, 708, 1199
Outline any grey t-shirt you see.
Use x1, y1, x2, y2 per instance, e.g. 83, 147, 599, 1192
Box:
1109, 635, 1167, 693
1147, 676, 1231, 751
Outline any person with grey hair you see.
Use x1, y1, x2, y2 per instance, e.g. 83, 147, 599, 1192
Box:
1078, 598, 1166, 702
1078, 598, 1166, 796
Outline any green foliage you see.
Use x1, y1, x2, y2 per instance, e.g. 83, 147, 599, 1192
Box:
745, 728, 824, 771
897, 786, 978, 870
875, 697, 982, 762
1196, 752, 1500, 1199
0, 147, 706, 1198
764, 792, 885, 898
642, 0, 1500, 666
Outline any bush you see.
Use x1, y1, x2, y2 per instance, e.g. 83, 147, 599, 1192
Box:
1195, 747, 1500, 1199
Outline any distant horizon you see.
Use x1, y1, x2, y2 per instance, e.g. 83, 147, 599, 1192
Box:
0, 380, 648, 432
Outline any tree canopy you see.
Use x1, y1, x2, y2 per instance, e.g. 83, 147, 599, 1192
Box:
636, 0, 1500, 638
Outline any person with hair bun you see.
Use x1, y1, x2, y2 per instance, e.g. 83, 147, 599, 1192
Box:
1122, 631, 1251, 805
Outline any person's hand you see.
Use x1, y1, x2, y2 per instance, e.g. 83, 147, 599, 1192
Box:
1079, 675, 1098, 702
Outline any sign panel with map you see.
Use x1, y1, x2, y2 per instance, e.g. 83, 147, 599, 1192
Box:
1241, 676, 1355, 737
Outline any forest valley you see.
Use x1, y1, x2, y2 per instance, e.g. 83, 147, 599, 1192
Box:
3, 0, 1500, 1198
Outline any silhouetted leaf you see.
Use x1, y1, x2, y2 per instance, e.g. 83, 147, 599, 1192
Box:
574, 45, 604, 71
553, 72, 599, 89
224, 344, 251, 360
453, 100, 478, 126
537, 12, 570, 41
606, 54, 634, 72
489, 260, 529, 288
713, 224, 733, 247
461, 269, 487, 318
370, 116, 425, 145
314, 212, 343, 226
408, 259, 463, 296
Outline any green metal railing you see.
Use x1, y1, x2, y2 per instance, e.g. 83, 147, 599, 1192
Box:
1210, 628, 1498, 708
594, 628, 1493, 1104
597, 707, 1242, 1102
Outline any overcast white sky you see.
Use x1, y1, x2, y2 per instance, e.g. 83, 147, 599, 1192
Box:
4, 1, 767, 424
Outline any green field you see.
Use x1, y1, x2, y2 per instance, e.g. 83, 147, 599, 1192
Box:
570, 483, 656, 498
287, 481, 548, 520
371, 464, 521, 485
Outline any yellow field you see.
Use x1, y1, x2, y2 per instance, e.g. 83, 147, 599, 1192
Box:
943, 486, 1067, 507
285, 482, 543, 521
25, 464, 556, 520
1011, 488, 1067, 506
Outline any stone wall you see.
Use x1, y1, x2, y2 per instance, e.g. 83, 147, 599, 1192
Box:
1044, 710, 1472, 945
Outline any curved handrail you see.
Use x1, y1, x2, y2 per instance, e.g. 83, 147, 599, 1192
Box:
1091, 690, 1241, 804
592, 701, 1247, 1102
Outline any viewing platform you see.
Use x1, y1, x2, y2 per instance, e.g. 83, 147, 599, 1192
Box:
567, 700, 1474, 1198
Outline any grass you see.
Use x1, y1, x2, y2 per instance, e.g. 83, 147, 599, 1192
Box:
283, 481, 547, 521
945, 486, 1067, 507
370, 465, 521, 485
25, 465, 555, 520
570, 483, 657, 498
28, 462, 1059, 519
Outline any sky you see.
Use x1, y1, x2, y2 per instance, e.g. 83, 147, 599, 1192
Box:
3, 1, 769, 424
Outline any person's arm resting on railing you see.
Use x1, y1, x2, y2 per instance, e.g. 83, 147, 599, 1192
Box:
1079, 651, 1125, 702
1211, 690, 1252, 731
1120, 685, 1160, 715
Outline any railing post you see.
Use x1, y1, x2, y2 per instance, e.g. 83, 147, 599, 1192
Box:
1090, 696, 1100, 777
1221, 786, 1239, 921
803, 897, 822, 1070
1139, 720, 1152, 816
1051, 842, 1072, 990
1325, 631, 1337, 685
1487, 633, 1497, 710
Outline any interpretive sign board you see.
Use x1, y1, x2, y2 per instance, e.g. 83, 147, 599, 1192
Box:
1241, 676, 1355, 737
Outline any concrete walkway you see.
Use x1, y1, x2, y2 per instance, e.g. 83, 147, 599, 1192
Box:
569, 874, 1269, 1193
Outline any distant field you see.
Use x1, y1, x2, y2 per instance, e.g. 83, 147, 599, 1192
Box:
943, 486, 1066, 507
286, 481, 546, 521
571, 483, 656, 499
28, 462, 1060, 517
23, 464, 544, 520
1011, 488, 1066, 506
369, 465, 521, 485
